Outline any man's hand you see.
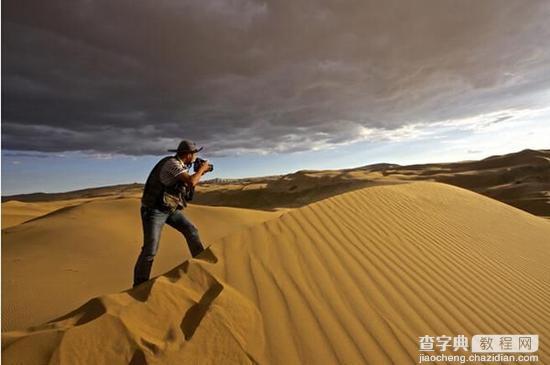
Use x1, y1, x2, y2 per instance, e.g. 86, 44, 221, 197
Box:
197, 159, 211, 174
176, 159, 210, 188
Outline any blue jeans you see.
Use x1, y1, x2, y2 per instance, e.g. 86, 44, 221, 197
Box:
133, 206, 204, 287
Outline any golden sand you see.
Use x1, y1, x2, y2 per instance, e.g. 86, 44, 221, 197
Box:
3, 181, 549, 364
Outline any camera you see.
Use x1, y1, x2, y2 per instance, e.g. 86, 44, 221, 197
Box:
193, 157, 214, 173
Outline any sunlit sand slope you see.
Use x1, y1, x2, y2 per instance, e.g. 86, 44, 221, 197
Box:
1, 199, 283, 331
3, 181, 550, 364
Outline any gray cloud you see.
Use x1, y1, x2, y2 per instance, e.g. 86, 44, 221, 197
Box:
2, 151, 65, 158
3, 0, 550, 157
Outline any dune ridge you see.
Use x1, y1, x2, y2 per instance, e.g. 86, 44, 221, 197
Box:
3, 181, 550, 364
0, 199, 98, 229
3, 257, 267, 364
1, 199, 284, 331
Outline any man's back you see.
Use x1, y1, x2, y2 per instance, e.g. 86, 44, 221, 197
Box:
141, 156, 184, 208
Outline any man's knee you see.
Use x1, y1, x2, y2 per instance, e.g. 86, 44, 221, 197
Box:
140, 232, 161, 257
176, 219, 199, 239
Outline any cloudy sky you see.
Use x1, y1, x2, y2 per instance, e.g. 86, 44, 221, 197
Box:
2, 0, 550, 195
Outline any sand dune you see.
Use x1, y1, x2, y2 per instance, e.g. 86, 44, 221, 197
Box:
193, 148, 550, 218
1, 199, 283, 332
4, 149, 549, 219
194, 171, 404, 210
3, 181, 550, 364
1, 199, 98, 229
381, 149, 550, 218
1, 183, 143, 203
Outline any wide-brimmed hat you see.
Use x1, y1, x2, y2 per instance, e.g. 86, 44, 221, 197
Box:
167, 140, 203, 154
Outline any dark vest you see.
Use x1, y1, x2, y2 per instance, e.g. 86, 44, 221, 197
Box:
141, 156, 186, 209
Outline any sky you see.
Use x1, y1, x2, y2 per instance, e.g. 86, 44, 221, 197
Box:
2, 0, 550, 195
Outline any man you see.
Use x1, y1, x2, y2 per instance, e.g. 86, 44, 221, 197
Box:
133, 140, 212, 287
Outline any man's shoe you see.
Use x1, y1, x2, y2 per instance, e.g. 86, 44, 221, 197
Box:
194, 247, 218, 263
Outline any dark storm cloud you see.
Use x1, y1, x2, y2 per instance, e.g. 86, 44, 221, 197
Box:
3, 0, 550, 156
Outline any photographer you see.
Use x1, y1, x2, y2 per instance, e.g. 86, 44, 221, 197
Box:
133, 140, 214, 288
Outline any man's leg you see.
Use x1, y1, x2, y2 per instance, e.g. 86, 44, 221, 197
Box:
165, 209, 205, 257
133, 207, 168, 287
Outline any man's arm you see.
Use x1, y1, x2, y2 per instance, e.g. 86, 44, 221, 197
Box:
175, 162, 210, 187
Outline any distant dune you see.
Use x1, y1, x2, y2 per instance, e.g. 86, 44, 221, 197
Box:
193, 149, 550, 217
380, 148, 550, 218
3, 182, 550, 364
3, 148, 548, 218
1, 183, 144, 204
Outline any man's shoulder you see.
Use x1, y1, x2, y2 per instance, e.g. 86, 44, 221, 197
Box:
160, 156, 185, 169
165, 156, 189, 170
152, 155, 176, 171
159, 156, 189, 182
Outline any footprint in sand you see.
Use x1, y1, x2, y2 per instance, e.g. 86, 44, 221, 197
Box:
180, 281, 224, 340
